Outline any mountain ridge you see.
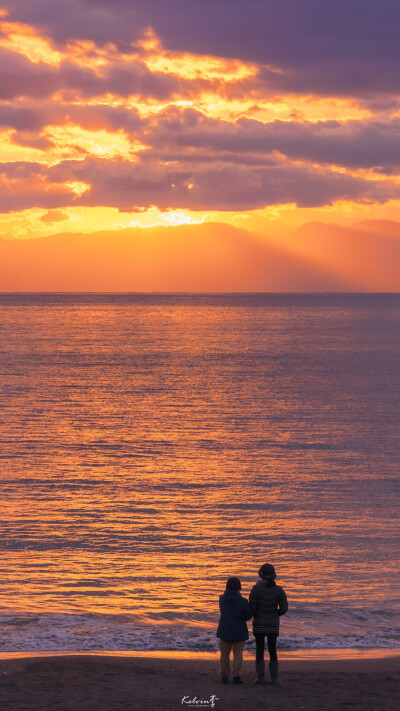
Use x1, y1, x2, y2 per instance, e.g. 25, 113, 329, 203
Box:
1, 221, 399, 292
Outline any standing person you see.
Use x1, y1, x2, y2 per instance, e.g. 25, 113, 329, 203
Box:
216, 576, 253, 684
249, 564, 288, 684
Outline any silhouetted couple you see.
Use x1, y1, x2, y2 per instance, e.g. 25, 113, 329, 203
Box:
216, 564, 288, 685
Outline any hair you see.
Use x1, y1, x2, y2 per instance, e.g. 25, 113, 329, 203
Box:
226, 576, 241, 590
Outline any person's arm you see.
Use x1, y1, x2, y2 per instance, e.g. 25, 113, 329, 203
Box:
248, 586, 258, 615
277, 587, 288, 616
242, 597, 253, 620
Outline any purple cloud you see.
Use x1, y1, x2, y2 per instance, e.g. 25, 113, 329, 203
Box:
0, 49, 59, 100
143, 110, 400, 171
0, 48, 178, 101
0, 155, 397, 212
6, 0, 400, 98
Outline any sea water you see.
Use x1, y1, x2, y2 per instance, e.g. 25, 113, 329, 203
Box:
0, 294, 399, 652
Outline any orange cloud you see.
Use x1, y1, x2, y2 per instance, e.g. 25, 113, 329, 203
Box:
0, 19, 63, 65
40, 209, 69, 223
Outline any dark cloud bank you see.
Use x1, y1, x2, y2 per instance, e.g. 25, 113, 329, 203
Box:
7, 0, 400, 98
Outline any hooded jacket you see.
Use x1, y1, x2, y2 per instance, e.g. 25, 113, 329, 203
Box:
249, 580, 288, 634
216, 589, 253, 641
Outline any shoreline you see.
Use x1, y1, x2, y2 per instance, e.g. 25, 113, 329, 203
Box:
1, 647, 399, 661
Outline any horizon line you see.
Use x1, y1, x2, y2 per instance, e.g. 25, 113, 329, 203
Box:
1, 291, 400, 296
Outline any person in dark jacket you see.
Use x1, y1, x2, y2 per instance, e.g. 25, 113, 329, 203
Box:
216, 576, 253, 684
249, 564, 288, 684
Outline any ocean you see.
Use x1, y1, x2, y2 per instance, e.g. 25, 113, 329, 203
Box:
0, 293, 399, 653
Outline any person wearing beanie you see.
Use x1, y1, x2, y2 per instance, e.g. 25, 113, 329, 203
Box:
249, 564, 288, 684
216, 577, 253, 684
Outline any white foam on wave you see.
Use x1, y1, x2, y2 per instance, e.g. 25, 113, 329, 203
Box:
0, 612, 399, 653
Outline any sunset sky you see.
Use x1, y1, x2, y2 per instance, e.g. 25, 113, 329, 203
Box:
1, 0, 400, 276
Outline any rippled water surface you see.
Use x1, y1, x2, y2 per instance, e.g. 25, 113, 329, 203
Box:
0, 294, 399, 651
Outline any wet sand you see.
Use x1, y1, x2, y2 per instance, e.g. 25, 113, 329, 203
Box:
1, 654, 399, 711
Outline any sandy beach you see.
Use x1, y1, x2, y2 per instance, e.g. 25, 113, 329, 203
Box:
1, 654, 399, 711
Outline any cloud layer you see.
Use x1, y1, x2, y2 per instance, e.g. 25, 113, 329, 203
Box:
8, 1, 400, 96
1, 0, 400, 221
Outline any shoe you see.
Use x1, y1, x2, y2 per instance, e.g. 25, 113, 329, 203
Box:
233, 677, 244, 684
221, 676, 229, 684
253, 660, 266, 684
269, 661, 279, 684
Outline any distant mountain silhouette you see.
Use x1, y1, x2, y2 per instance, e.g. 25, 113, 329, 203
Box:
352, 219, 400, 238
284, 220, 400, 291
0, 221, 399, 291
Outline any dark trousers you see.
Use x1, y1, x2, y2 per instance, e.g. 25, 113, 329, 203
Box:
254, 633, 278, 661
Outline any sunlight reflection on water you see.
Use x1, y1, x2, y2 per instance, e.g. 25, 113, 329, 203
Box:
0, 294, 399, 650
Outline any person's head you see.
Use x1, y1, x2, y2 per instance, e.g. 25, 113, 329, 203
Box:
258, 564, 276, 586
226, 576, 241, 591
